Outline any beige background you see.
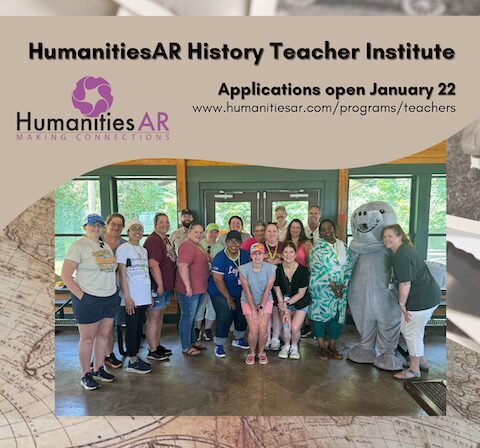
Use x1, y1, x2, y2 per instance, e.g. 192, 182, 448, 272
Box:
0, 17, 476, 228
0, 16, 476, 447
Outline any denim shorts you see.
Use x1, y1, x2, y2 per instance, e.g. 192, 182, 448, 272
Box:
151, 290, 172, 311
287, 304, 310, 313
71, 291, 120, 325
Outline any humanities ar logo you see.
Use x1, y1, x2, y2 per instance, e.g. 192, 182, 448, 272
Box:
72, 76, 114, 118
16, 75, 170, 142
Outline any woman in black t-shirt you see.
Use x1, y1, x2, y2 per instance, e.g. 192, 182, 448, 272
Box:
273, 242, 311, 360
383, 224, 441, 380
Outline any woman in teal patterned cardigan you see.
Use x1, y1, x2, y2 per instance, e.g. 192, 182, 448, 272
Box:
308, 219, 353, 361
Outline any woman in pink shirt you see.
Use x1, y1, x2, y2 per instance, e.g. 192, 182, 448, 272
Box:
175, 222, 210, 356
286, 219, 313, 268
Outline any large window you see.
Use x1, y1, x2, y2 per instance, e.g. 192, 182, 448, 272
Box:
116, 177, 177, 235
348, 176, 412, 240
54, 176, 177, 276
271, 200, 309, 224
55, 178, 100, 276
215, 201, 252, 233
428, 176, 446, 264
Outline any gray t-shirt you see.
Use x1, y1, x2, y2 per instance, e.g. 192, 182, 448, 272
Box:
239, 262, 277, 305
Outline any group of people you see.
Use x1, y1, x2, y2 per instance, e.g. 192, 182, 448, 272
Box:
61, 204, 441, 391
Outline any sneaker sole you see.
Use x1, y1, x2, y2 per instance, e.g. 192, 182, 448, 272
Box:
147, 355, 170, 361
278, 354, 289, 359
289, 355, 300, 360
232, 344, 250, 350
80, 380, 100, 391
127, 368, 152, 374
92, 376, 114, 383
259, 360, 269, 365
105, 362, 122, 369
215, 352, 226, 358
245, 360, 255, 365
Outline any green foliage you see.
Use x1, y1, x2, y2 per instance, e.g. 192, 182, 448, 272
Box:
55, 180, 100, 234
215, 202, 252, 233
429, 177, 446, 234
348, 177, 412, 231
117, 179, 177, 234
271, 201, 309, 224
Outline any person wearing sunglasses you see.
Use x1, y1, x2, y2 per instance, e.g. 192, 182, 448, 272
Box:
61, 213, 120, 391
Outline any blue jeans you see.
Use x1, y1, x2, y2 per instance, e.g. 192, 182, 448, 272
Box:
210, 295, 246, 345
176, 293, 202, 350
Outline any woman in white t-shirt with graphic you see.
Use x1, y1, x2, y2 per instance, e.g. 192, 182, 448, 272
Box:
117, 220, 153, 375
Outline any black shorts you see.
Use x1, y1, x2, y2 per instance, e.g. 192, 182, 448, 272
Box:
71, 291, 120, 325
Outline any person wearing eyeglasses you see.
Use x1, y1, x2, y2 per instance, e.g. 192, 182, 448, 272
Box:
209, 230, 250, 358
61, 213, 120, 391
241, 220, 267, 253
101, 213, 127, 370
194, 223, 223, 341
116, 220, 152, 374
274, 205, 289, 242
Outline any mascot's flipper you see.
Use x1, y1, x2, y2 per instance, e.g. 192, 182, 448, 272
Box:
373, 352, 404, 371
347, 344, 376, 364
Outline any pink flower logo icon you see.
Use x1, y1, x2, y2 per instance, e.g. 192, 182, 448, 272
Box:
71, 76, 113, 118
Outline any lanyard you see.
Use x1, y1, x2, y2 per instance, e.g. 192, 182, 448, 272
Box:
225, 249, 240, 270
128, 242, 149, 278
266, 242, 278, 260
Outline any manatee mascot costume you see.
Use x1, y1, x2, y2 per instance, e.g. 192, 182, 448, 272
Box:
347, 201, 403, 371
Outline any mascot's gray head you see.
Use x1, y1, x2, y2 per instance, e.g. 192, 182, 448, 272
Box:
350, 201, 397, 252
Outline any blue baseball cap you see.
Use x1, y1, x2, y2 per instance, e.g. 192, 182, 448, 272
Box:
83, 213, 106, 226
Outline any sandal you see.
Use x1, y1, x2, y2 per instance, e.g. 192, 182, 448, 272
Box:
394, 369, 420, 380
319, 348, 328, 361
328, 347, 343, 360
404, 362, 429, 372
245, 353, 256, 365
183, 347, 201, 357
192, 342, 207, 351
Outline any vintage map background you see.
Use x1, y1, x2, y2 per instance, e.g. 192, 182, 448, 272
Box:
0, 194, 479, 447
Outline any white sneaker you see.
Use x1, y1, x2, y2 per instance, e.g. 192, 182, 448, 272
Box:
278, 345, 290, 359
264, 339, 271, 350
289, 345, 300, 359
270, 338, 281, 351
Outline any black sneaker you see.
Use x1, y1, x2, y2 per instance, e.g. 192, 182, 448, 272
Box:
204, 329, 213, 341
91, 366, 115, 383
147, 350, 170, 361
195, 328, 202, 341
156, 345, 172, 356
81, 372, 100, 391
300, 325, 312, 338
127, 358, 152, 374
105, 352, 122, 369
